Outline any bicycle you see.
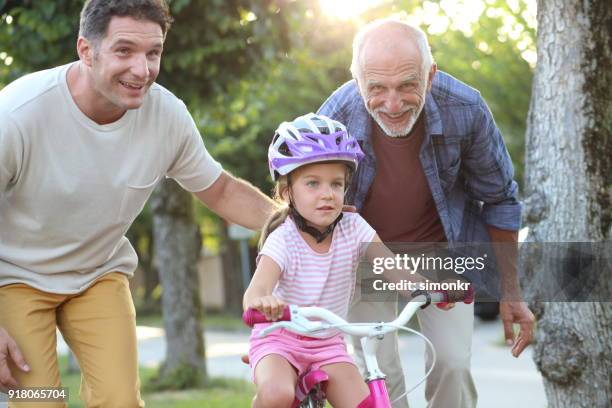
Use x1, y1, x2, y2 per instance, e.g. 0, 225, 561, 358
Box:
243, 287, 474, 408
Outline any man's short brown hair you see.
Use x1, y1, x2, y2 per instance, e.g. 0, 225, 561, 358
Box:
79, 0, 173, 42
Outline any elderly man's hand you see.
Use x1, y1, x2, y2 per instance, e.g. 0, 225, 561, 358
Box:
500, 301, 535, 357
0, 327, 29, 392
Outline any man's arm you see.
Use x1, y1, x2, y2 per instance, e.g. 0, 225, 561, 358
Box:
463, 99, 522, 230
0, 121, 30, 391
243, 255, 285, 320
487, 226, 535, 358
194, 171, 277, 230
462, 98, 534, 357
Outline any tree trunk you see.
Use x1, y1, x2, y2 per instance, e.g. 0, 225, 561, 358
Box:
127, 215, 161, 314
522, 1, 611, 407
219, 222, 246, 316
150, 179, 206, 388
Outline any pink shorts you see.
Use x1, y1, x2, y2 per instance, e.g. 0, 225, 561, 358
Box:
248, 326, 355, 382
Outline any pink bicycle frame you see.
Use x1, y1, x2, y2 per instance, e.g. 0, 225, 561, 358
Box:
357, 379, 391, 408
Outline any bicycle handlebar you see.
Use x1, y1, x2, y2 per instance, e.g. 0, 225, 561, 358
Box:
243, 306, 292, 327
242, 287, 474, 333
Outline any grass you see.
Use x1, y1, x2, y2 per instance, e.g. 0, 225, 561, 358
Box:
143, 378, 255, 408
58, 356, 255, 408
55, 311, 252, 406
136, 311, 247, 332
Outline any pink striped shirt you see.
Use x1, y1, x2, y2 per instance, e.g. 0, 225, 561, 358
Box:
258, 212, 376, 322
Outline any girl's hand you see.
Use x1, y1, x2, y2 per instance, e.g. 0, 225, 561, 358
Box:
248, 295, 285, 321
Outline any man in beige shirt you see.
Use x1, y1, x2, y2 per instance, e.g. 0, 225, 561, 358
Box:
0, 1, 275, 406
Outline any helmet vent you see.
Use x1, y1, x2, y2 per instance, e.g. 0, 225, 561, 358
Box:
278, 142, 292, 156
286, 129, 299, 140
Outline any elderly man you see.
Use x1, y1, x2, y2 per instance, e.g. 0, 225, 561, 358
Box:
0, 1, 275, 406
318, 18, 534, 408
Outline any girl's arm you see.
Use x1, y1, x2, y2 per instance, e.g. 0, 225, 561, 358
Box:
243, 255, 285, 320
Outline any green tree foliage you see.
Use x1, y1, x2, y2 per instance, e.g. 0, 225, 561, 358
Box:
0, 0, 81, 83
416, 0, 534, 183
197, 2, 357, 193
158, 0, 290, 105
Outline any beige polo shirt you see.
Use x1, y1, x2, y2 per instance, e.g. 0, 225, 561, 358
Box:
0, 63, 222, 294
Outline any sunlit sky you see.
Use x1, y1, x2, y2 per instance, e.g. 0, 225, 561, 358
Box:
318, 0, 538, 66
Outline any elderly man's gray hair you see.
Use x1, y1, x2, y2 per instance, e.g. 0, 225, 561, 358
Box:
350, 17, 435, 81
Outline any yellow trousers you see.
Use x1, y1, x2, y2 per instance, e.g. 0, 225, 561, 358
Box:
0, 273, 144, 408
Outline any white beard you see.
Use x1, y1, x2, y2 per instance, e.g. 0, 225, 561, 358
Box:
369, 103, 424, 138
368, 106, 423, 137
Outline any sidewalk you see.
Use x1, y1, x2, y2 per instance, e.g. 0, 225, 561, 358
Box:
57, 319, 546, 407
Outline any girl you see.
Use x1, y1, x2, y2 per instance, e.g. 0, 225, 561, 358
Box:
243, 113, 376, 408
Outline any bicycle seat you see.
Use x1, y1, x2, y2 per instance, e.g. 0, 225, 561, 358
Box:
292, 369, 328, 407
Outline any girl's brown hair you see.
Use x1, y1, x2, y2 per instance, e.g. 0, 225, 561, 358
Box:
258, 176, 291, 251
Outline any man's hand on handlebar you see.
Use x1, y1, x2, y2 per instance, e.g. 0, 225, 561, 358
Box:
429, 279, 474, 311
436, 302, 455, 311
0, 327, 30, 392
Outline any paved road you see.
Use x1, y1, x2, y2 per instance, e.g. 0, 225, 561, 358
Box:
56, 318, 547, 408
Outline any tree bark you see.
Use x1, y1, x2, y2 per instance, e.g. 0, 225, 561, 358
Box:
150, 179, 206, 387
522, 1, 611, 407
219, 222, 247, 316
127, 215, 161, 314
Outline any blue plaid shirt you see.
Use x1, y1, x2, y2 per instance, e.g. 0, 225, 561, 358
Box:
318, 71, 522, 246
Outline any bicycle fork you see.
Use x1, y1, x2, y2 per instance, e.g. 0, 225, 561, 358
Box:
356, 335, 393, 408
